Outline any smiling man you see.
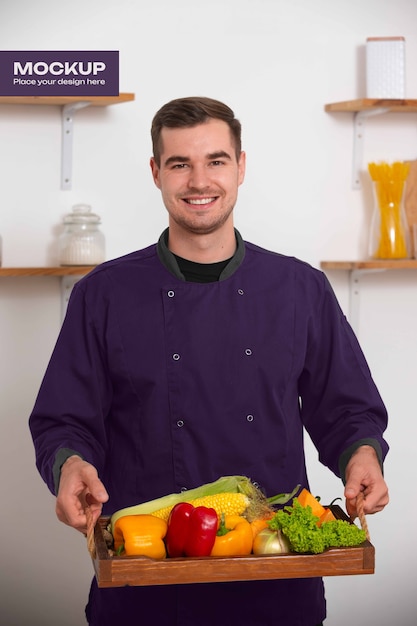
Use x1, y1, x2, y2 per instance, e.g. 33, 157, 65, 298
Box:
150, 117, 245, 254
29, 96, 389, 626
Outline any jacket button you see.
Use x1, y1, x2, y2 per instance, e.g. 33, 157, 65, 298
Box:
167, 290, 175, 298
177, 420, 184, 428
246, 414, 254, 422
237, 288, 244, 295
172, 353, 180, 361
245, 348, 252, 356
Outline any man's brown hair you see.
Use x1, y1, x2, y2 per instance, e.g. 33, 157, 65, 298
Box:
151, 96, 242, 166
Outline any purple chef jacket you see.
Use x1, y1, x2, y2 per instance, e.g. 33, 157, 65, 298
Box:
29, 229, 388, 626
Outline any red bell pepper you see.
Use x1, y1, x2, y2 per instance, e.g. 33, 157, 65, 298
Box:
166, 502, 218, 557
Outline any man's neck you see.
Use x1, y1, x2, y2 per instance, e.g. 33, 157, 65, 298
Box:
167, 222, 237, 263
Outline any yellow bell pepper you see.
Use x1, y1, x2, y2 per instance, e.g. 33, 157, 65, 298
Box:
210, 515, 253, 557
113, 514, 168, 559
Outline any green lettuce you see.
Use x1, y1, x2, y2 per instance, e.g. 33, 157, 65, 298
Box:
268, 498, 367, 554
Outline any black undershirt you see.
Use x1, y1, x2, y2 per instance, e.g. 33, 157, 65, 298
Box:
173, 254, 233, 283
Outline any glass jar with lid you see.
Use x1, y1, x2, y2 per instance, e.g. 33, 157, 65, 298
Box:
59, 204, 105, 266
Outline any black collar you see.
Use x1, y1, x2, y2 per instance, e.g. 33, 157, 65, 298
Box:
157, 227, 245, 282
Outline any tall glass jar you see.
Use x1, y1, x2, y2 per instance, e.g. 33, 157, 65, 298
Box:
59, 204, 105, 266
368, 161, 410, 259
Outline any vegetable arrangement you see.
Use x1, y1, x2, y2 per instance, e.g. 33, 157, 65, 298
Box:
107, 477, 367, 560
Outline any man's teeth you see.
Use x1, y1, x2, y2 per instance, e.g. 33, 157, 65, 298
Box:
186, 198, 215, 205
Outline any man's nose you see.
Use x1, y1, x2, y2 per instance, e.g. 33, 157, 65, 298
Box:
187, 164, 210, 189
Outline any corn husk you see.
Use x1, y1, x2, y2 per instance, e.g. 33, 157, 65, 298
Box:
110, 476, 299, 532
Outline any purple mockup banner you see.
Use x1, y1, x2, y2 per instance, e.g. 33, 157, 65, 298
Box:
0, 51, 119, 96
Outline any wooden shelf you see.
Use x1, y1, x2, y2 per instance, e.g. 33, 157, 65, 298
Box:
325, 98, 417, 189
321, 260, 417, 271
324, 98, 417, 113
0, 92, 135, 189
0, 266, 95, 277
0, 267, 96, 320
321, 259, 417, 334
0, 94, 135, 106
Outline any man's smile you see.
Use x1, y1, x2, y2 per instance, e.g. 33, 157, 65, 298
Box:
183, 197, 217, 205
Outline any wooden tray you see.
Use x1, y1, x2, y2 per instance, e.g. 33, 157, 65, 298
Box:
89, 506, 374, 588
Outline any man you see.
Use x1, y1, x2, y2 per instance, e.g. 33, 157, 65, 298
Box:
29, 96, 389, 625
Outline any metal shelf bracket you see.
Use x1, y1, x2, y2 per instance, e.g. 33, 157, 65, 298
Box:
60, 274, 83, 321
349, 268, 386, 334
352, 108, 389, 190
61, 102, 91, 191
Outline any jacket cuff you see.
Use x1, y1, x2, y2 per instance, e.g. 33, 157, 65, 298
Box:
338, 438, 383, 484
53, 448, 84, 495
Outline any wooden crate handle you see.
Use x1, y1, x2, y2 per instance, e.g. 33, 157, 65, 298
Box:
86, 506, 96, 558
354, 491, 370, 541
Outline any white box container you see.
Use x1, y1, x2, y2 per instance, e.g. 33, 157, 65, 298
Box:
366, 36, 405, 99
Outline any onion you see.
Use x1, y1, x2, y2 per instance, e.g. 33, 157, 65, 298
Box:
252, 528, 291, 555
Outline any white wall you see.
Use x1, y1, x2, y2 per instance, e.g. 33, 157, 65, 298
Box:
1, 1, 416, 624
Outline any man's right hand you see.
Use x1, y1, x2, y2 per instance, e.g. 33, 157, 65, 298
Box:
55, 455, 109, 534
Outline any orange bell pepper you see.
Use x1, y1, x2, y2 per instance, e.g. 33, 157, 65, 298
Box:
113, 514, 167, 559
210, 515, 253, 557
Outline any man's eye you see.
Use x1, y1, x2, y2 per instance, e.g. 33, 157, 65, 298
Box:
210, 160, 223, 166
172, 163, 188, 169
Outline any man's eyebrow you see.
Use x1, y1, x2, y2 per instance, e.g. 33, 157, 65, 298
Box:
163, 150, 233, 167
164, 155, 190, 167
208, 150, 233, 161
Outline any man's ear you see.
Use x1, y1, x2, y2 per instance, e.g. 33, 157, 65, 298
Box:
150, 157, 161, 189
238, 150, 246, 186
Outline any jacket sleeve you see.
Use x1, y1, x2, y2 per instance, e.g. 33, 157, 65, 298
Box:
28, 277, 112, 495
298, 271, 389, 478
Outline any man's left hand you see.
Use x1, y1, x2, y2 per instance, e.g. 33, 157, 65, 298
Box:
344, 445, 389, 519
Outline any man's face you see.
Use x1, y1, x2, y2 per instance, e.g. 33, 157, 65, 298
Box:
150, 119, 246, 236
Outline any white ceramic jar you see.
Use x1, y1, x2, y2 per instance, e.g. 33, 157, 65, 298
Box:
366, 36, 406, 99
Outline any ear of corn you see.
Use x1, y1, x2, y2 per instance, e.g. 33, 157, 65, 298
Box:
109, 475, 299, 533
110, 475, 259, 532
151, 492, 249, 522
